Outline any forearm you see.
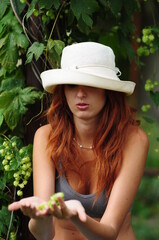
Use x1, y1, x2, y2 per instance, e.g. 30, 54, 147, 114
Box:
71, 215, 117, 240
28, 217, 54, 240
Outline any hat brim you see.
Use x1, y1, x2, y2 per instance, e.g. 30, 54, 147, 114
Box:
41, 69, 136, 95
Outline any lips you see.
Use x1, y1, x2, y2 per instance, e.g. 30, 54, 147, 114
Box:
76, 103, 89, 110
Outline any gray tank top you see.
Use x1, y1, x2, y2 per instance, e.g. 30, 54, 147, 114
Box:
55, 174, 107, 218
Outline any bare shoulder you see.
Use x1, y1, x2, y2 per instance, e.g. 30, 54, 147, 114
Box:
123, 125, 149, 165
34, 124, 52, 140
126, 125, 149, 149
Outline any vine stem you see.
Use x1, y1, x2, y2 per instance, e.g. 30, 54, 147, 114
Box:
6, 188, 17, 240
44, 0, 66, 70
26, 95, 44, 126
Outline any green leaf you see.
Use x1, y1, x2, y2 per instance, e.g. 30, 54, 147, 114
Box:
142, 116, 154, 124
82, 13, 93, 28
0, 206, 11, 235
0, 71, 24, 92
26, 42, 45, 64
0, 35, 8, 48
150, 91, 159, 107
0, 175, 6, 190
26, 0, 38, 19
98, 0, 107, 7
38, 0, 60, 9
53, 40, 65, 55
71, 0, 98, 26
0, 109, 5, 127
0, 33, 18, 72
0, 89, 18, 109
12, 0, 26, 15
16, 33, 29, 49
124, 0, 138, 16
9, 158, 20, 171
0, 0, 9, 19
5, 98, 21, 130
109, 0, 123, 15
0, 87, 42, 130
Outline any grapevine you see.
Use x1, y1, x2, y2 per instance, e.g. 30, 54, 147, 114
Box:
137, 27, 157, 57
0, 135, 33, 197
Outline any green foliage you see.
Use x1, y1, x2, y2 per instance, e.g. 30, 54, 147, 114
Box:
26, 42, 45, 64
0, 87, 43, 130
132, 176, 159, 239
0, 0, 158, 238
0, 135, 32, 238
0, 8, 29, 72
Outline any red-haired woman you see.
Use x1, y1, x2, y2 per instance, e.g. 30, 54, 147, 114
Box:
8, 42, 149, 240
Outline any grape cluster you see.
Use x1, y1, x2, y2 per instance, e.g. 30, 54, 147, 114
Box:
144, 79, 158, 92
0, 136, 32, 197
9, 231, 16, 240
137, 28, 156, 57
38, 192, 64, 211
141, 104, 151, 113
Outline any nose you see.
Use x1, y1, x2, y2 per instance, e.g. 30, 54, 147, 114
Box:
76, 85, 87, 98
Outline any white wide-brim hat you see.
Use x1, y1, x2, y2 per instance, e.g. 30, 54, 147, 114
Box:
41, 42, 135, 95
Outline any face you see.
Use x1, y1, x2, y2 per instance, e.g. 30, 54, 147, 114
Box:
64, 84, 106, 122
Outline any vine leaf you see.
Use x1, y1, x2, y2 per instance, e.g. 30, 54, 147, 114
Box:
109, 0, 123, 15
150, 91, 159, 107
0, 206, 11, 236
0, 87, 43, 130
142, 116, 154, 124
0, 8, 29, 72
70, 0, 98, 27
26, 42, 45, 64
38, 0, 60, 10
0, 0, 9, 19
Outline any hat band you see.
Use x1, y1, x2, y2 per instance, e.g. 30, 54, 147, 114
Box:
63, 64, 121, 76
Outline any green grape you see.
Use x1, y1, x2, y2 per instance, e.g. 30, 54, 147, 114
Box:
4, 165, 10, 171
26, 162, 31, 168
23, 180, 28, 185
20, 0, 26, 3
17, 190, 23, 197
19, 183, 25, 189
42, 15, 47, 23
148, 34, 154, 42
38, 192, 64, 211
3, 141, 8, 147
0, 149, 5, 156
2, 159, 8, 165
21, 170, 26, 175
142, 35, 148, 43
33, 9, 39, 17
11, 142, 16, 147
154, 81, 158, 86
9, 231, 16, 240
13, 172, 20, 178
19, 148, 24, 155
6, 155, 12, 160
13, 180, 19, 187
21, 164, 27, 170
141, 104, 151, 112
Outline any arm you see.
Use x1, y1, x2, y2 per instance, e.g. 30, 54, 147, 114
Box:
28, 125, 55, 240
60, 127, 149, 240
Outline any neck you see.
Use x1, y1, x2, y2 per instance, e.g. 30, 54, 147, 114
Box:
74, 118, 97, 147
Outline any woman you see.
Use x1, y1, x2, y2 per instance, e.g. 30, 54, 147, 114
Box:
8, 42, 149, 240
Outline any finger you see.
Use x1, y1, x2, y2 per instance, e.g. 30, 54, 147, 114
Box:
8, 202, 21, 211
77, 208, 87, 222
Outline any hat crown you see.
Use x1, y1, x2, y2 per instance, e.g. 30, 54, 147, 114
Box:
61, 42, 116, 70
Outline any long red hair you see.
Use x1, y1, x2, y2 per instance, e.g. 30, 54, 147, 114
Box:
47, 85, 139, 200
